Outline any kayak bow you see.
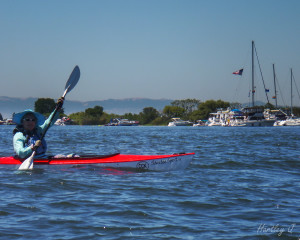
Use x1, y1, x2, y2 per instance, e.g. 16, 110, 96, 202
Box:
0, 153, 194, 171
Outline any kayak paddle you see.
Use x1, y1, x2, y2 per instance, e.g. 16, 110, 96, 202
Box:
18, 65, 80, 170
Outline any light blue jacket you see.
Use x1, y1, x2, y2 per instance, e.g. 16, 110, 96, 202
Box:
13, 110, 60, 158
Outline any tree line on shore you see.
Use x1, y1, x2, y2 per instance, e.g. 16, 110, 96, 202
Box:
32, 98, 300, 125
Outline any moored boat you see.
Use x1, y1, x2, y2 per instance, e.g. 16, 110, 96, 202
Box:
193, 120, 206, 127
275, 69, 300, 126
168, 118, 193, 127
277, 116, 300, 126
0, 119, 15, 125
0, 152, 194, 171
207, 109, 230, 127
105, 118, 139, 126
241, 107, 275, 127
55, 117, 73, 126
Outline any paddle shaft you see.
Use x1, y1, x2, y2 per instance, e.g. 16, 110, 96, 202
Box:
33, 84, 71, 150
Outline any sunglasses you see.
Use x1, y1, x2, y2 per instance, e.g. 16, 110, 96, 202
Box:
23, 118, 36, 122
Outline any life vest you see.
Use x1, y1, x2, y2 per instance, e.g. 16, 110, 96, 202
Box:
26, 133, 47, 158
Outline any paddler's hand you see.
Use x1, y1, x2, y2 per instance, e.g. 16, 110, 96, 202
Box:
31, 140, 42, 150
34, 140, 42, 148
56, 97, 65, 110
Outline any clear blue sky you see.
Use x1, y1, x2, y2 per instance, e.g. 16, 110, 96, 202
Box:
0, 0, 299, 106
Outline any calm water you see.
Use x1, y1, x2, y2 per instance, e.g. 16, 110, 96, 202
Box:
0, 125, 299, 240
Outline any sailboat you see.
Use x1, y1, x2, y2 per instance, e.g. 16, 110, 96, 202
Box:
266, 64, 288, 126
239, 41, 276, 127
277, 69, 300, 126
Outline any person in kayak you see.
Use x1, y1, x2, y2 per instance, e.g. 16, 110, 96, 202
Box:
12, 98, 64, 159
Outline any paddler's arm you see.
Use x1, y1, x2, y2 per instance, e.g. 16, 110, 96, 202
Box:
40, 97, 64, 132
13, 132, 33, 159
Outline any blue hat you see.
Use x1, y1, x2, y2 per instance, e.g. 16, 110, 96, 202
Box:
13, 109, 45, 125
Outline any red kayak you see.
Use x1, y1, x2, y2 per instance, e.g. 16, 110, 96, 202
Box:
0, 153, 194, 171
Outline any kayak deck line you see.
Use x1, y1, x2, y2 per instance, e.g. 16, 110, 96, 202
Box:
0, 153, 195, 171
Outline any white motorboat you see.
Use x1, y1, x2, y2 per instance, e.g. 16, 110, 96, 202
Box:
168, 118, 192, 127
276, 116, 300, 126
105, 118, 139, 126
207, 109, 230, 127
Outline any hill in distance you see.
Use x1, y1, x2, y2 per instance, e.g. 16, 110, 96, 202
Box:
0, 96, 173, 119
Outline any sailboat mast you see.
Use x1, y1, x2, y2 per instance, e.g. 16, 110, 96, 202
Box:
273, 64, 278, 108
252, 41, 255, 107
291, 68, 293, 115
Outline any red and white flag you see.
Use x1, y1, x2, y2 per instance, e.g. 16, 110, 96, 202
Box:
232, 69, 243, 75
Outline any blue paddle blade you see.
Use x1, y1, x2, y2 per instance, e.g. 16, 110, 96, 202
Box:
64, 65, 80, 94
